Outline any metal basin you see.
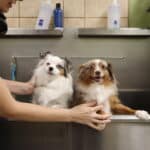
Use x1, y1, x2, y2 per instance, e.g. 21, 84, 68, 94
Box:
3, 55, 150, 150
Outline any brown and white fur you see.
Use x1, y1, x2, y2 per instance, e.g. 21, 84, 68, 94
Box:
73, 59, 150, 120
32, 52, 73, 108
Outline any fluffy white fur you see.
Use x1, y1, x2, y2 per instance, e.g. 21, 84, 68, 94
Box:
77, 82, 118, 113
135, 111, 150, 120
32, 54, 73, 108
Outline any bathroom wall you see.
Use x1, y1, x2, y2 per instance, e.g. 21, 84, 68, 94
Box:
129, 0, 150, 28
6, 0, 128, 28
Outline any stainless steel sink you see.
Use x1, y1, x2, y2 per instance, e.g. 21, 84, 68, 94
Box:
1, 34, 149, 150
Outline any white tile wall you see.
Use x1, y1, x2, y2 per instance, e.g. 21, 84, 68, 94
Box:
7, 0, 128, 28
64, 18, 84, 28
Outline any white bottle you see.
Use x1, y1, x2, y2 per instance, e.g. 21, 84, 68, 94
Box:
35, 0, 53, 30
107, 0, 120, 29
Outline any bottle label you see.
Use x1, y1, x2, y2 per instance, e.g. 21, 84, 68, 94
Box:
38, 19, 44, 26
114, 20, 118, 25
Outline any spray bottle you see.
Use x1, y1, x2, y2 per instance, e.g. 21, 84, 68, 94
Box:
107, 0, 120, 29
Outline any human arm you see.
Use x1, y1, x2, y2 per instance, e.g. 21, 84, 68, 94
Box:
3, 79, 34, 95
0, 78, 111, 130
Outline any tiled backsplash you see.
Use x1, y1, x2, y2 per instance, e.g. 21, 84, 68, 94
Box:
6, 0, 128, 28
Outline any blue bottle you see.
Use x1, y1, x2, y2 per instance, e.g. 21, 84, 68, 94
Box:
10, 57, 16, 81
54, 3, 64, 30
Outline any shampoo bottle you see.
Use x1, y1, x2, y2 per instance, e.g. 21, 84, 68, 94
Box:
54, 3, 64, 30
107, 0, 120, 29
35, 0, 53, 30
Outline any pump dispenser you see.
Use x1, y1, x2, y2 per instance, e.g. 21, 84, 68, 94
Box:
35, 0, 53, 30
107, 0, 120, 29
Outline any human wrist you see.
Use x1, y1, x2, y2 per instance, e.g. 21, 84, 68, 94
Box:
68, 108, 81, 123
67, 109, 76, 123
61, 109, 73, 123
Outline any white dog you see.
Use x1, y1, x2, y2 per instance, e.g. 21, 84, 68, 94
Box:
32, 51, 73, 108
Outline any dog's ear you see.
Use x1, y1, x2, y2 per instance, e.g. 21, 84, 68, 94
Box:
39, 51, 51, 59
107, 63, 114, 81
37, 51, 51, 66
64, 58, 73, 77
79, 64, 85, 73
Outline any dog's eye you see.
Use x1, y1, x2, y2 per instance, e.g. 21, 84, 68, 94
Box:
86, 66, 90, 70
86, 65, 94, 70
46, 62, 50, 66
101, 64, 106, 69
57, 64, 64, 69
91, 64, 95, 69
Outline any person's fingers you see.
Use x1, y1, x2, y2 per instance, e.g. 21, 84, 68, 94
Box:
100, 110, 106, 114
83, 100, 97, 107
88, 123, 106, 131
92, 118, 111, 124
95, 114, 112, 120
88, 123, 99, 130
96, 123, 106, 130
93, 105, 103, 112
98, 119, 111, 124
92, 119, 102, 124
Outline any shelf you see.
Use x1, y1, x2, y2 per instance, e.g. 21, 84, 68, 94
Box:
78, 28, 150, 37
0, 28, 63, 38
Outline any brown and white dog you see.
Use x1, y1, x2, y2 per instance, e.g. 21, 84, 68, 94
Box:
72, 59, 150, 120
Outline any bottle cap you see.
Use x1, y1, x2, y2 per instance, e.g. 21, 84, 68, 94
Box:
45, 0, 51, 4
113, 0, 119, 5
56, 3, 61, 9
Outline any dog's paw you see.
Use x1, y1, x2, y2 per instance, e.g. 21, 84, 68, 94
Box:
135, 110, 150, 120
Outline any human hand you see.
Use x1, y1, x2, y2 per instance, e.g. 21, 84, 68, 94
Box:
2, 78, 35, 95
69, 101, 111, 131
19, 81, 34, 95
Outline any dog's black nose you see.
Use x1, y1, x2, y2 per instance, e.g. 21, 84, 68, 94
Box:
95, 71, 100, 76
49, 67, 53, 72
